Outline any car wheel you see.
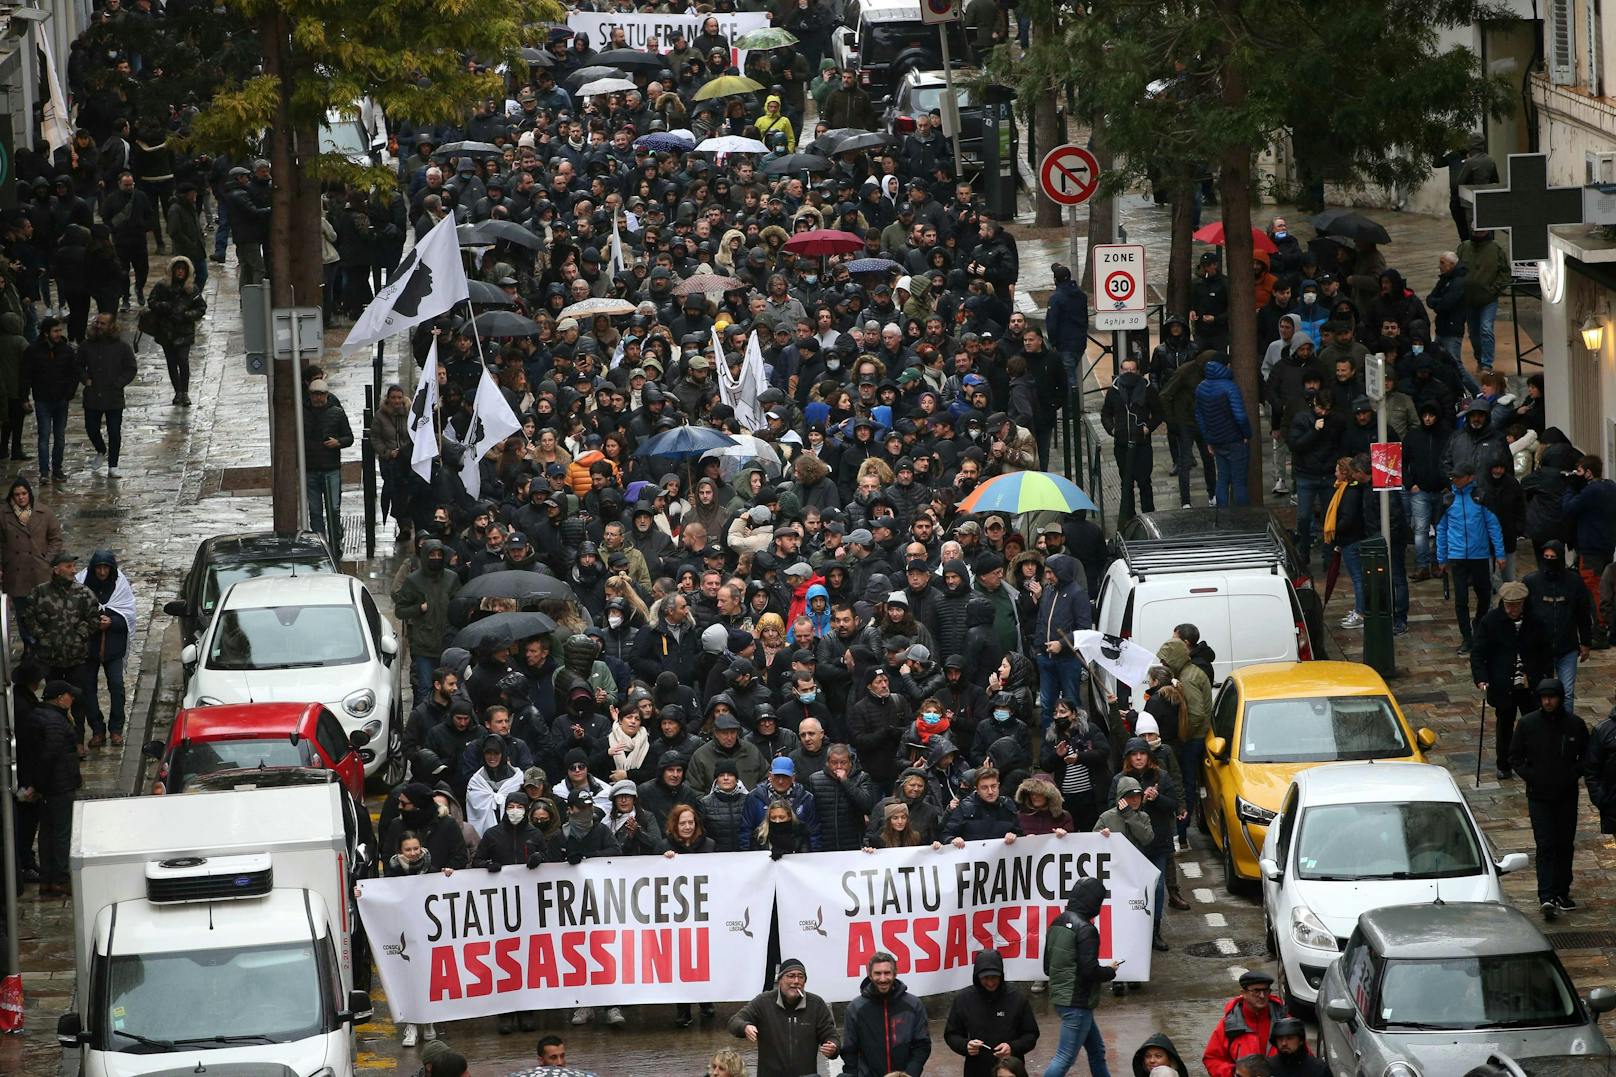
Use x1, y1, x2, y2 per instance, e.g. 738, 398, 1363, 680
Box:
380, 710, 406, 788
1222, 832, 1255, 897
1264, 913, 1277, 956
1279, 965, 1315, 1020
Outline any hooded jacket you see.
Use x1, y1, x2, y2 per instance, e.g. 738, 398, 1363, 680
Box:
1034, 554, 1090, 651
1203, 994, 1287, 1077
1436, 480, 1504, 562
1045, 876, 1115, 1007
1585, 707, 1616, 832
1102, 369, 1164, 446
78, 549, 135, 663
739, 777, 822, 851
848, 685, 910, 788
1015, 774, 1076, 835
1133, 1034, 1190, 1077
380, 782, 471, 869
1508, 681, 1589, 800
943, 949, 1040, 1077
471, 791, 547, 868
1524, 540, 1592, 657
841, 972, 931, 1077
1150, 318, 1195, 386
1156, 638, 1212, 738
1193, 360, 1252, 446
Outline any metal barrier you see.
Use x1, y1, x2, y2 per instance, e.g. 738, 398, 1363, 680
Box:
1505, 279, 1542, 373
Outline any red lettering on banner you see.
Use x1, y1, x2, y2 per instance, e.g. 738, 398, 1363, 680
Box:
622, 929, 637, 984
847, 921, 876, 977
589, 931, 618, 985
494, 936, 523, 993
463, 941, 493, 997
943, 913, 968, 968
527, 934, 559, 989
643, 928, 673, 983
880, 919, 911, 971
970, 909, 994, 950
429, 945, 463, 1000
912, 917, 941, 973
1098, 904, 1113, 961
998, 907, 1022, 958
678, 927, 710, 981
561, 931, 588, 987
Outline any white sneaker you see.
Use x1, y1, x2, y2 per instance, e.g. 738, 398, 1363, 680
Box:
422, 1023, 436, 1041
1339, 611, 1365, 629
606, 1006, 626, 1026
571, 1007, 593, 1025
1181, 503, 1192, 510
107, 466, 120, 477
400, 1023, 418, 1048
1030, 980, 1047, 994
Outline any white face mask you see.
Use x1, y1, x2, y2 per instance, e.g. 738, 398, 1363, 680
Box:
1303, 292, 1318, 304
506, 808, 526, 824
607, 613, 624, 629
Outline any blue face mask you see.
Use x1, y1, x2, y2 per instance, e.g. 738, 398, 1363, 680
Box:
993, 709, 1012, 722
1411, 345, 1424, 355
800, 690, 817, 704
921, 711, 942, 725
1273, 230, 1287, 239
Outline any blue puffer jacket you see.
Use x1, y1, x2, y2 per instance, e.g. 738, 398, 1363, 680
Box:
1436, 483, 1505, 562
1193, 361, 1252, 446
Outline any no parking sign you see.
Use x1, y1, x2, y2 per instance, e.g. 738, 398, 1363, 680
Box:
1092, 243, 1146, 330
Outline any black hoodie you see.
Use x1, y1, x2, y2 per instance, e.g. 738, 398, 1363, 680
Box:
1132, 1033, 1190, 1077
472, 791, 547, 868
1524, 539, 1592, 658
943, 949, 1040, 1077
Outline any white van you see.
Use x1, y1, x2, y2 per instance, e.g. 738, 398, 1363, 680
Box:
1090, 528, 1312, 708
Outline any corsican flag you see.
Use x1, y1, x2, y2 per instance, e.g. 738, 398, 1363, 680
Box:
408, 340, 441, 482
457, 366, 522, 499
342, 214, 468, 354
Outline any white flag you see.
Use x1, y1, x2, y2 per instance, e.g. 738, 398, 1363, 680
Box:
457, 366, 522, 499
37, 31, 70, 153
342, 215, 469, 354
718, 329, 768, 430
610, 214, 627, 275
1070, 630, 1158, 691
408, 341, 441, 482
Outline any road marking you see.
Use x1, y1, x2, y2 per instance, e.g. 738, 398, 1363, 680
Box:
1180, 861, 1203, 879
1229, 965, 1249, 982
1216, 938, 1239, 956
1205, 912, 1227, 928
1193, 887, 1216, 903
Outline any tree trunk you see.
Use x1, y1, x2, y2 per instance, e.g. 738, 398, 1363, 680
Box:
263, 7, 301, 533
1217, 55, 1262, 506
1081, 119, 1113, 296
1167, 176, 1194, 318
1033, 92, 1062, 228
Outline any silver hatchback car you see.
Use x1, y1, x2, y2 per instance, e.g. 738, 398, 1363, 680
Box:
1317, 903, 1616, 1077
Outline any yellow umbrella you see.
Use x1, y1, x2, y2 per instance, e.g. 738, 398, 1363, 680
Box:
693, 75, 765, 102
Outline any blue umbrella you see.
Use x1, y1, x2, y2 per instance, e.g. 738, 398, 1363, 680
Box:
635, 132, 696, 153
637, 425, 737, 459
846, 257, 901, 274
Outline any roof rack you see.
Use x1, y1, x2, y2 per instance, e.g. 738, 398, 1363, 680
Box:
1114, 524, 1287, 578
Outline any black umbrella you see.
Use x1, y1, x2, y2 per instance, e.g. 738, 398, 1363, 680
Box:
828, 131, 892, 155
472, 310, 542, 337
433, 140, 502, 159
518, 47, 556, 66
591, 48, 670, 72
1308, 209, 1392, 245
466, 279, 516, 306
562, 65, 629, 91
470, 219, 544, 250
451, 611, 559, 651
450, 570, 576, 627
761, 152, 834, 175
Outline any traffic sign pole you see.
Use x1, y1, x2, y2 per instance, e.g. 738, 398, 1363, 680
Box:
937, 22, 963, 180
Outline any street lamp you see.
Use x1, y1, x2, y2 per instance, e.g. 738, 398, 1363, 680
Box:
1581, 315, 1605, 353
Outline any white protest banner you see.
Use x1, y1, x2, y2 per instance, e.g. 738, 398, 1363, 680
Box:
566, 11, 770, 70
358, 854, 776, 1022
772, 834, 1161, 1003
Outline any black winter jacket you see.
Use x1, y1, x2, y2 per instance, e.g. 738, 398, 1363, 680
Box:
1584, 714, 1616, 833
808, 765, 878, 851
1524, 546, 1592, 657
842, 975, 931, 1077
848, 690, 910, 788
942, 791, 1022, 842
698, 786, 749, 852
1508, 703, 1589, 801
944, 949, 1040, 1077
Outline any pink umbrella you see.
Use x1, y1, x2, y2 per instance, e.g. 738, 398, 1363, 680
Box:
784, 229, 865, 257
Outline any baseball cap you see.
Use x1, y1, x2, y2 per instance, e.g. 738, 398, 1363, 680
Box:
770, 757, 795, 776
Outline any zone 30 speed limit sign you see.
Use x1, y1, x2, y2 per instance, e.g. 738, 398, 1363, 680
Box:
1092, 243, 1147, 331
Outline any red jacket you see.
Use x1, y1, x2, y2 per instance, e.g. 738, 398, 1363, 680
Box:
786, 573, 825, 628
1202, 995, 1285, 1077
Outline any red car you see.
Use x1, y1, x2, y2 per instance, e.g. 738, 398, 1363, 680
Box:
145, 701, 369, 798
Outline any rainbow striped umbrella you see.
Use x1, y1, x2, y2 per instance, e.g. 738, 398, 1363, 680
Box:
958, 470, 1096, 515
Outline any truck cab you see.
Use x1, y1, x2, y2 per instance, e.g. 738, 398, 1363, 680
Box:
59, 784, 369, 1077
833, 0, 973, 104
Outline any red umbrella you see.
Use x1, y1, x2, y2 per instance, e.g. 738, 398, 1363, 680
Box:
784, 229, 865, 256
1193, 221, 1280, 255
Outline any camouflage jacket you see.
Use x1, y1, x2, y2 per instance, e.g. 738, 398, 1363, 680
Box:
24, 576, 101, 667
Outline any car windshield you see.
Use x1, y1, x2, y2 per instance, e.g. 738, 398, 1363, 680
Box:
1239, 695, 1409, 763
171, 737, 306, 792
203, 558, 330, 613
319, 120, 367, 157
207, 604, 368, 670
102, 942, 324, 1050
1376, 954, 1580, 1030
909, 83, 975, 113
1295, 801, 1483, 880
866, 21, 968, 62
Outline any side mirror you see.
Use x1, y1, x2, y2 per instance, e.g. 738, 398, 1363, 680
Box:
142, 740, 166, 760
180, 643, 198, 667
162, 598, 189, 618
345, 989, 373, 1025
1496, 852, 1528, 875
1417, 728, 1437, 750
1323, 998, 1356, 1024
56, 1011, 83, 1047
348, 729, 371, 749
380, 635, 399, 657
1259, 857, 1282, 881
1588, 987, 1616, 1015
1206, 736, 1228, 761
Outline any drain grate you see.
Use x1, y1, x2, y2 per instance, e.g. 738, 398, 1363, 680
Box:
1182, 939, 1270, 959
1548, 930, 1616, 949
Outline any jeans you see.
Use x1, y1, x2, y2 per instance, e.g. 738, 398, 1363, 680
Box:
1046, 1005, 1110, 1077
1554, 649, 1580, 718
86, 654, 127, 735
1037, 653, 1084, 730
1293, 474, 1329, 563
39, 792, 73, 885
34, 396, 68, 474
1438, 335, 1482, 394
307, 468, 343, 551
1406, 490, 1442, 568
1177, 738, 1203, 839
1449, 558, 1492, 644
85, 407, 124, 467
193, 256, 208, 293
411, 653, 438, 705
1527, 795, 1578, 903
1150, 849, 1170, 934
214, 200, 232, 259
1342, 540, 1365, 614
1167, 422, 1216, 504
1467, 299, 1498, 370
1212, 441, 1250, 507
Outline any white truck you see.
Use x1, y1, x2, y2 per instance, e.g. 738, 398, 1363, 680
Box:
57, 783, 371, 1077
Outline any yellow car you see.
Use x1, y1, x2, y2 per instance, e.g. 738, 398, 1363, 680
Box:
1201, 661, 1436, 892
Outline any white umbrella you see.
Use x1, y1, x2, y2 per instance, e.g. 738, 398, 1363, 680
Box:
558, 296, 638, 319
1070, 630, 1157, 691
696, 135, 769, 155
701, 436, 782, 480
576, 77, 638, 97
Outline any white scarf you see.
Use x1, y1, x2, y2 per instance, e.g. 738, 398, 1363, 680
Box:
607, 721, 650, 771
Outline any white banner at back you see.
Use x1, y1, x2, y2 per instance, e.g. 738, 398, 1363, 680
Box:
357, 854, 775, 1022
772, 834, 1161, 1003
565, 11, 771, 69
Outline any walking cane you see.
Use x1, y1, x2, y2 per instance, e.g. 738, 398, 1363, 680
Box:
1474, 696, 1488, 789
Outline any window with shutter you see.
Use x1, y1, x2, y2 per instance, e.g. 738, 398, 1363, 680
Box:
1590, 0, 1604, 95
1553, 0, 1577, 84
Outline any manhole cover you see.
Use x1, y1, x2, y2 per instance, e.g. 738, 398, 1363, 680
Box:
1548, 930, 1616, 949
1182, 939, 1270, 959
